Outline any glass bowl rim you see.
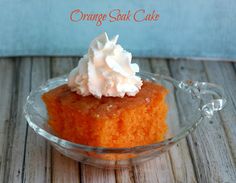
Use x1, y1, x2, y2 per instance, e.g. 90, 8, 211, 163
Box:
24, 71, 226, 154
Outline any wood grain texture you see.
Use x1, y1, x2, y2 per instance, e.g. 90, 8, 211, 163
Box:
51, 57, 76, 77
132, 58, 175, 183
115, 168, 134, 183
204, 61, 236, 164
23, 58, 51, 183
150, 59, 197, 183
51, 57, 80, 183
169, 59, 236, 183
0, 58, 235, 183
52, 151, 80, 183
233, 63, 236, 72
80, 164, 116, 183
0, 59, 14, 183
133, 154, 175, 183
5, 58, 31, 183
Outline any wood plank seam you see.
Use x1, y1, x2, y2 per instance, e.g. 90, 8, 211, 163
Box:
21, 58, 33, 183
164, 59, 198, 183
168, 59, 236, 182
167, 153, 176, 182
203, 65, 236, 164
23, 58, 52, 183
49, 57, 54, 79
166, 59, 204, 183
160, 59, 182, 180
203, 61, 236, 165
0, 58, 16, 183
168, 60, 205, 182
3, 59, 32, 183
1, 58, 234, 182
233, 63, 236, 72
46, 59, 52, 183
3, 59, 20, 183
78, 162, 82, 183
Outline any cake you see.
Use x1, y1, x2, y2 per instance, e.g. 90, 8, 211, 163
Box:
42, 81, 168, 148
42, 32, 169, 148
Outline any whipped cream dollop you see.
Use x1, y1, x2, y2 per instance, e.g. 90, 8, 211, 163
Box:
68, 32, 143, 98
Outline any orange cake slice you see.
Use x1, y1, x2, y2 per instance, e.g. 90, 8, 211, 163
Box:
42, 81, 168, 148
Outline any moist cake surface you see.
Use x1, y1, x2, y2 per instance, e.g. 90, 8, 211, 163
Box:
42, 81, 168, 148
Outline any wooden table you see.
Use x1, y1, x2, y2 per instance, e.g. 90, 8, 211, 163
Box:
0, 57, 236, 183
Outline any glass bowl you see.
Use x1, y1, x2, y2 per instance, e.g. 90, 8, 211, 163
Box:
24, 71, 226, 169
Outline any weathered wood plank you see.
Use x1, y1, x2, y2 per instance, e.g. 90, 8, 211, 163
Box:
0, 59, 15, 183
0, 57, 234, 183
150, 59, 197, 183
132, 58, 175, 183
4, 58, 31, 183
204, 61, 236, 164
52, 151, 80, 183
51, 57, 80, 183
169, 60, 236, 183
80, 165, 116, 183
233, 63, 236, 72
115, 168, 134, 183
51, 57, 76, 77
23, 58, 51, 183
133, 154, 175, 183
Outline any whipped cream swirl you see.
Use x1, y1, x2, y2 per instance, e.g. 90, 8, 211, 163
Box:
68, 32, 143, 98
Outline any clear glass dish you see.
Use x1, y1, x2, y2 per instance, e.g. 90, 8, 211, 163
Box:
24, 71, 226, 169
